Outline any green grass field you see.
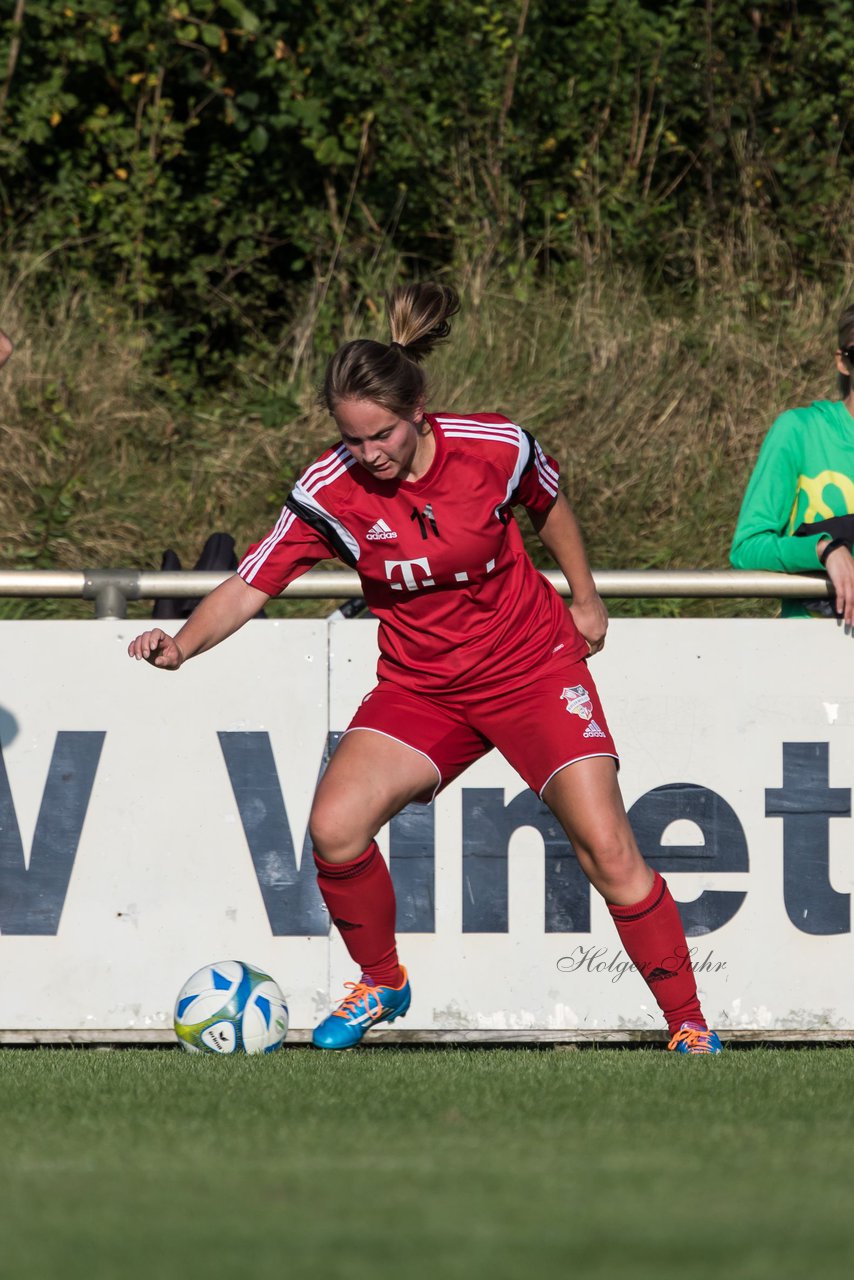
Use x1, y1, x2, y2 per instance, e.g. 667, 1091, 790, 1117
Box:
1, 1045, 852, 1280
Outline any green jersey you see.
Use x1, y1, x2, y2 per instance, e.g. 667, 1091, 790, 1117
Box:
730, 399, 854, 617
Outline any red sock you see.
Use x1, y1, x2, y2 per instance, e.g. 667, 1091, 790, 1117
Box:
607, 872, 706, 1034
314, 841, 403, 988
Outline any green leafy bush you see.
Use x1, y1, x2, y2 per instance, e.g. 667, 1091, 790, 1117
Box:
3, 2, 854, 375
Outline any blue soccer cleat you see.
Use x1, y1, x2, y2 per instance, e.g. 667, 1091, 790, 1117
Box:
667, 1023, 723, 1055
312, 968, 411, 1050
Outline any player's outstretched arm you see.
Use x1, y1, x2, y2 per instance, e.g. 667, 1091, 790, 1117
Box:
127, 573, 271, 670
529, 491, 608, 655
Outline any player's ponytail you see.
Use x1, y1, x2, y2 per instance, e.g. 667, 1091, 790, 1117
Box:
323, 283, 460, 417
386, 283, 460, 364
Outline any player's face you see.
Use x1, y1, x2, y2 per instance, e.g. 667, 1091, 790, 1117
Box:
836, 344, 854, 395
333, 399, 433, 482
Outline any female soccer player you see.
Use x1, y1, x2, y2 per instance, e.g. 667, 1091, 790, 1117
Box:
129, 283, 721, 1055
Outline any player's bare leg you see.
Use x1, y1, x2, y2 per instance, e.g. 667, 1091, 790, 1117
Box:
543, 758, 721, 1053
309, 727, 438, 862
308, 729, 437, 1049
541, 756, 651, 904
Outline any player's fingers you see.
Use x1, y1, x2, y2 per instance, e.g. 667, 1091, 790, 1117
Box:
833, 573, 853, 621
834, 587, 854, 627
128, 629, 163, 660
845, 589, 854, 628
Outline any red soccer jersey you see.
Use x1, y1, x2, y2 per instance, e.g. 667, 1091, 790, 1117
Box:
238, 412, 588, 694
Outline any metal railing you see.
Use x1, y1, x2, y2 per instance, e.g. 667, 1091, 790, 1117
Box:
0, 567, 834, 619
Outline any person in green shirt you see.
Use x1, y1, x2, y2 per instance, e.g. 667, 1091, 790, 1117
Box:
730, 304, 854, 623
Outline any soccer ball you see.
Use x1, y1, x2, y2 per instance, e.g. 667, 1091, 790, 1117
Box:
174, 960, 289, 1054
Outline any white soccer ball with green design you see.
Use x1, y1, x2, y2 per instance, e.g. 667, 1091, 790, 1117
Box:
174, 960, 289, 1054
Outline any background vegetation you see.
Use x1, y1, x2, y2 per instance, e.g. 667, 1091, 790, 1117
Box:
2, 1, 853, 617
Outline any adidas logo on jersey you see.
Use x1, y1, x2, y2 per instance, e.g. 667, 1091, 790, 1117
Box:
366, 519, 398, 541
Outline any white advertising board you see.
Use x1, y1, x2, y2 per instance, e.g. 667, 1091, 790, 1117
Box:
1, 618, 853, 1041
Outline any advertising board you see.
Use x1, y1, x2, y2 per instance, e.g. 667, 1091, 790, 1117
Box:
1, 618, 852, 1040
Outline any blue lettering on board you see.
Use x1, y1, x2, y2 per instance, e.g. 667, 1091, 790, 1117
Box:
217, 736, 854, 940
0, 732, 105, 935
766, 742, 850, 936
218, 730, 330, 936
462, 788, 589, 933
219, 730, 436, 936
627, 783, 748, 936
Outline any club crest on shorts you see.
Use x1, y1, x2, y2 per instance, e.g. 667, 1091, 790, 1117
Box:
561, 685, 593, 720
561, 685, 607, 739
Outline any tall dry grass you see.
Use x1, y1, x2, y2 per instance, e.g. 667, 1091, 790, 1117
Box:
405, 270, 850, 617
1, 264, 851, 617
0, 286, 295, 615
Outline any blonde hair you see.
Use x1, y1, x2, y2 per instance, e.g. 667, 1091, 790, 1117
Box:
323, 283, 460, 416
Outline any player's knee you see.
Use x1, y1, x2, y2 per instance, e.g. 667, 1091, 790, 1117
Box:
577, 829, 643, 887
309, 800, 369, 863
308, 806, 342, 859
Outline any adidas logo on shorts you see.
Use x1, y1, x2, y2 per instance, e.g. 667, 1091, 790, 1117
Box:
366, 519, 398, 541
583, 720, 607, 738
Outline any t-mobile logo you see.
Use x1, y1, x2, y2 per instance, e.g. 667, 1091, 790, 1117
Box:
384, 557, 435, 590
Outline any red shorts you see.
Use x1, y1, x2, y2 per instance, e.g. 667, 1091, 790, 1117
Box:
345, 655, 618, 802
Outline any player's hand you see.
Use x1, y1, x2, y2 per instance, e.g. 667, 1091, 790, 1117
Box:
569, 592, 609, 657
824, 545, 854, 628
127, 628, 185, 669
